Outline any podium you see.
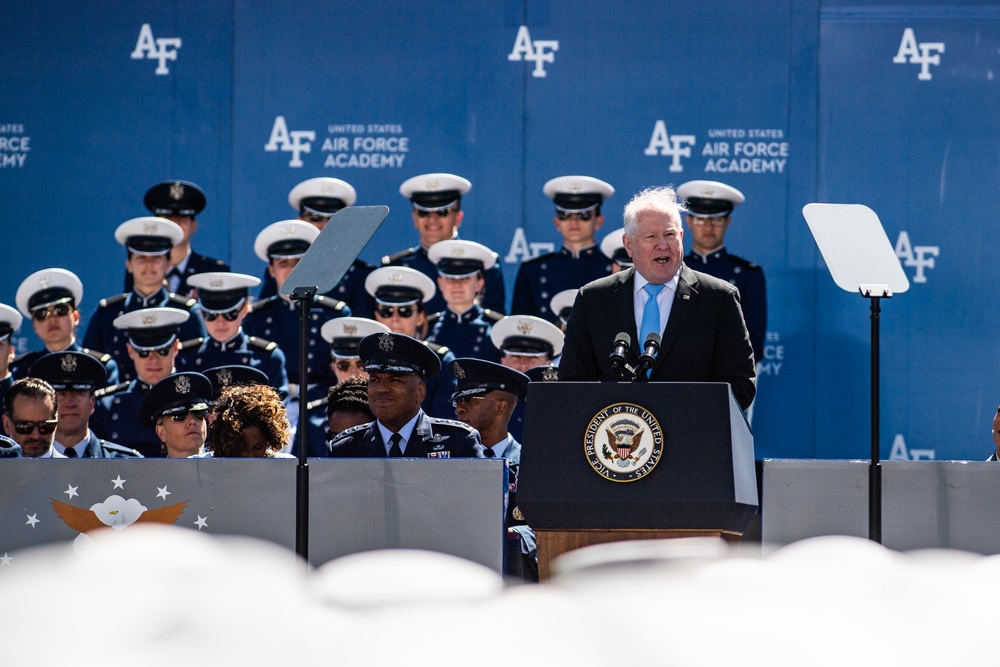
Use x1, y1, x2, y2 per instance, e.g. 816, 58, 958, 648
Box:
518, 382, 757, 578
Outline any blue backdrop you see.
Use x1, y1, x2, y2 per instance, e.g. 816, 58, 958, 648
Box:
2, 0, 998, 461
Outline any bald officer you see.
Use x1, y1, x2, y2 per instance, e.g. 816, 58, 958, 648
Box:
127, 180, 229, 296
11, 268, 118, 384
511, 176, 614, 323
258, 177, 375, 318
678, 179, 767, 363
327, 332, 484, 458
382, 173, 506, 315
83, 217, 206, 382
426, 240, 503, 362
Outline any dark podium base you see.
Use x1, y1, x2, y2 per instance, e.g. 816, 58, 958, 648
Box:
537, 528, 743, 580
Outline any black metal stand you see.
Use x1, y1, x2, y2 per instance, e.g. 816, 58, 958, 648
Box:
862, 285, 890, 544
290, 285, 317, 562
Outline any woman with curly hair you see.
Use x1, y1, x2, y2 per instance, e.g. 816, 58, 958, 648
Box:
206, 384, 294, 458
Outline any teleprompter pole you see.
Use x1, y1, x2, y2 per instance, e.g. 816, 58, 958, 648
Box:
861, 284, 890, 544
290, 285, 318, 562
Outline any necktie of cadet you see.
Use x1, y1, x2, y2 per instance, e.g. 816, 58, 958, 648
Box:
388, 432, 403, 458
63, 447, 77, 458
483, 447, 496, 458
640, 283, 665, 343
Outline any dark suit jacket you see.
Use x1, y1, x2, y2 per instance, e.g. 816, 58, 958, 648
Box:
558, 265, 756, 410
327, 409, 485, 458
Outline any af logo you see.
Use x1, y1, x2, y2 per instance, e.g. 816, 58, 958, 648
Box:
894, 231, 939, 284
644, 121, 696, 172
504, 228, 555, 264
892, 27, 944, 81
888, 434, 934, 460
130, 24, 182, 76
508, 26, 559, 78
584, 402, 663, 482
264, 116, 316, 168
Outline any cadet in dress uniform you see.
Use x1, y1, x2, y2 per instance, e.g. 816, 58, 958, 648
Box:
426, 240, 503, 362
258, 177, 375, 318
490, 315, 565, 443
327, 332, 484, 458
548, 289, 577, 333
28, 351, 141, 458
138, 372, 212, 458
124, 180, 229, 296
93, 308, 189, 458
176, 272, 288, 396
366, 266, 456, 419
83, 217, 207, 383
678, 179, 767, 363
511, 176, 615, 322
599, 226, 633, 273
382, 173, 506, 315
449, 358, 536, 580
0, 304, 22, 436
11, 268, 118, 384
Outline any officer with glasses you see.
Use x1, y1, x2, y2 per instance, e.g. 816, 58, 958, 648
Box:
0, 305, 24, 437
27, 351, 141, 458
93, 308, 190, 457
257, 177, 375, 318
511, 176, 615, 323
11, 268, 118, 384
366, 266, 457, 418
83, 217, 207, 383
176, 272, 288, 396
139, 371, 212, 458
382, 172, 506, 315
2, 377, 62, 458
678, 179, 767, 364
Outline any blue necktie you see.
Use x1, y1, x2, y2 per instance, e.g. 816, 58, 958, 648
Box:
640, 283, 665, 343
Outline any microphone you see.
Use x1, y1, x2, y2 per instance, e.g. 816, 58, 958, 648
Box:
609, 332, 630, 374
634, 333, 661, 382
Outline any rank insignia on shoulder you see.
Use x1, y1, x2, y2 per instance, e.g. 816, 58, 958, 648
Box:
427, 451, 451, 459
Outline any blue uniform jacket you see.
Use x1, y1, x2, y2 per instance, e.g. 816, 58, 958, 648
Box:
176, 330, 289, 396
11, 342, 120, 386
511, 244, 611, 322
327, 409, 484, 458
426, 305, 502, 362
93, 379, 161, 458
257, 259, 376, 319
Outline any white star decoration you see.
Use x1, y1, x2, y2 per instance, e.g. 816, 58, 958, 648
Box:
156, 486, 171, 500
111, 475, 126, 489
194, 516, 208, 530
0, 553, 11, 566
26, 514, 39, 528
64, 484, 79, 499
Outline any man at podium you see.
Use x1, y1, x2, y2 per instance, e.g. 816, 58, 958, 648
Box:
558, 186, 756, 411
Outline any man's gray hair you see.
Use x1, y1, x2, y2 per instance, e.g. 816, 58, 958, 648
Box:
623, 186, 687, 237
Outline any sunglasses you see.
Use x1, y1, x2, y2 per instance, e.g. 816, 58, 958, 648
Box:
169, 409, 207, 423
135, 346, 173, 358
303, 212, 331, 223
203, 308, 241, 322
452, 395, 492, 409
335, 359, 366, 373
687, 216, 728, 227
31, 303, 73, 321
556, 210, 594, 221
376, 305, 415, 319
414, 207, 455, 218
11, 419, 59, 435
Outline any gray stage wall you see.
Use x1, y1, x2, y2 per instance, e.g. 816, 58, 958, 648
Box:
0, 459, 506, 571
